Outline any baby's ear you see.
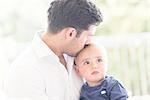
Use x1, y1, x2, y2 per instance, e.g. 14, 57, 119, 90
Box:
74, 66, 80, 74
73, 59, 80, 74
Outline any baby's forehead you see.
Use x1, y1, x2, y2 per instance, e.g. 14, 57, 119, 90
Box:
83, 44, 105, 53
77, 44, 106, 57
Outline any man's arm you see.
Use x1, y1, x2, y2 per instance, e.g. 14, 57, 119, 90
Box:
3, 65, 48, 100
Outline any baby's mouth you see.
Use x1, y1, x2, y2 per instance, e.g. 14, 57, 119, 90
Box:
91, 71, 99, 75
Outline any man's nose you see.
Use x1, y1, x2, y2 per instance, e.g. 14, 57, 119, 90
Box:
85, 36, 92, 45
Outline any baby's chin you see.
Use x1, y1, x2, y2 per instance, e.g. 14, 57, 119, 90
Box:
87, 79, 104, 87
87, 76, 105, 84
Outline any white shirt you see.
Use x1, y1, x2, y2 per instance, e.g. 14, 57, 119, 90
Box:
3, 33, 83, 100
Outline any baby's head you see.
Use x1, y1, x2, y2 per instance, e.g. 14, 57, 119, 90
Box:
74, 43, 108, 86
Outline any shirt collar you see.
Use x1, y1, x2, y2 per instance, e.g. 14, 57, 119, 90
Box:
32, 32, 59, 61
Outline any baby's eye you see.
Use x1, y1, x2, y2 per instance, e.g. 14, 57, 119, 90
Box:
83, 61, 90, 65
97, 58, 103, 63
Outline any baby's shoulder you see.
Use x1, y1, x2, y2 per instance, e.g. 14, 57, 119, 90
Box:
105, 76, 123, 90
105, 75, 119, 84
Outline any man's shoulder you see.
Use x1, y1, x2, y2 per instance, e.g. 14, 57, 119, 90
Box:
13, 45, 35, 63
9, 45, 39, 72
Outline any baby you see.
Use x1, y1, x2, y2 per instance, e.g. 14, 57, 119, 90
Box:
74, 43, 128, 100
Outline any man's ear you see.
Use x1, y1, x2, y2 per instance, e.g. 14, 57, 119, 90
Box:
64, 27, 77, 39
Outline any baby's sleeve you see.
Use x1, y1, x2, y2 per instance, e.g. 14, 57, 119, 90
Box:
109, 82, 128, 100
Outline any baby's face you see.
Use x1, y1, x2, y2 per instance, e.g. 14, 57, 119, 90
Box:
75, 44, 108, 85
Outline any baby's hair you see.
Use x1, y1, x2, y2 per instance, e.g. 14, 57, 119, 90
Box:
74, 60, 76, 66
74, 43, 108, 67
74, 43, 92, 66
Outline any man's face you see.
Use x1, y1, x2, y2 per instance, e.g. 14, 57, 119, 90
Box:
66, 25, 96, 57
75, 45, 108, 85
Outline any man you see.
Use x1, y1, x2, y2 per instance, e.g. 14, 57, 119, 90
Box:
4, 0, 103, 100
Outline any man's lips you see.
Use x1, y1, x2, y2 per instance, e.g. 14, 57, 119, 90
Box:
91, 71, 100, 75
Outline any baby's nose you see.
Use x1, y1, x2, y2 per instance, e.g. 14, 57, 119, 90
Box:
92, 63, 98, 69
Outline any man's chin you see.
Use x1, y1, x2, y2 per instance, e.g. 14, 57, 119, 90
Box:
68, 53, 76, 57
67, 49, 82, 57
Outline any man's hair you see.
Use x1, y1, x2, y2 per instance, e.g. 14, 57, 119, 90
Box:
47, 0, 103, 35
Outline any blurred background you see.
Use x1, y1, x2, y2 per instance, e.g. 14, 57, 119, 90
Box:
0, 0, 150, 99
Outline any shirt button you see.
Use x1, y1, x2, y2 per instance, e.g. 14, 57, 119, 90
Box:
101, 90, 107, 94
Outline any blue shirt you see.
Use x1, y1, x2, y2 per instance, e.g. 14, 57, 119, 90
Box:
80, 76, 128, 100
